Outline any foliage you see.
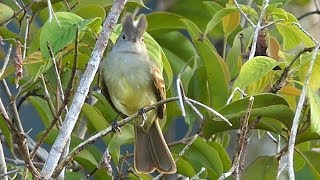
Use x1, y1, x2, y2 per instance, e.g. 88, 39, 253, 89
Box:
0, 0, 319, 179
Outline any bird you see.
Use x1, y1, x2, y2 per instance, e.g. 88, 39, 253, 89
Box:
100, 13, 176, 174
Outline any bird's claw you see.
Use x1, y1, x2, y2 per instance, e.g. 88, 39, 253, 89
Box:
138, 108, 147, 127
111, 120, 121, 133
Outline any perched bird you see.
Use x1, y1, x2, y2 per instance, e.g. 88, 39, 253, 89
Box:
101, 13, 176, 174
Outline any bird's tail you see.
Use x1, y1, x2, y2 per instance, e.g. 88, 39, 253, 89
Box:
134, 119, 176, 174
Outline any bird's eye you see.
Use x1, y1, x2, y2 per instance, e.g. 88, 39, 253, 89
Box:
122, 34, 126, 40
141, 38, 144, 42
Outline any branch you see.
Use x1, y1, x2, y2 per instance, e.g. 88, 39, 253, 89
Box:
0, 44, 12, 78
40, 0, 127, 178
219, 96, 254, 180
0, 95, 40, 178
287, 43, 320, 180
269, 47, 315, 93
0, 2, 34, 26
0, 140, 7, 180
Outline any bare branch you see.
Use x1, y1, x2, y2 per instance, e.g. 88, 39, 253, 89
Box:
0, 140, 7, 180
287, 43, 320, 180
40, 0, 127, 178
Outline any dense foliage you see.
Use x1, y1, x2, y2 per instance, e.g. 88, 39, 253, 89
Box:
0, 0, 319, 179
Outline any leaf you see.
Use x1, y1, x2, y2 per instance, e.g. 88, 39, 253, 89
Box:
146, 12, 185, 34
299, 151, 320, 178
91, 92, 117, 123
0, 3, 14, 23
203, 93, 294, 138
81, 103, 110, 143
268, 36, 281, 60
276, 22, 315, 50
182, 19, 229, 109
222, 11, 240, 36
308, 89, 320, 135
74, 5, 106, 21
193, 138, 224, 175
174, 154, 196, 177
0, 115, 13, 152
226, 27, 254, 79
204, 5, 257, 37
233, 56, 279, 91
28, 96, 53, 128
207, 141, 231, 171
279, 86, 301, 96
108, 124, 134, 165
244, 156, 278, 180
40, 12, 101, 60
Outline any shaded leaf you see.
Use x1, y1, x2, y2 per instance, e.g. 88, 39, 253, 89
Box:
244, 156, 278, 180
182, 19, 229, 109
108, 124, 134, 165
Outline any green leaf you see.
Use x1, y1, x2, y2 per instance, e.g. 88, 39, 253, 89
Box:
40, 12, 100, 60
0, 3, 14, 23
91, 92, 117, 123
244, 156, 278, 180
207, 141, 231, 171
146, 12, 185, 34
174, 154, 196, 177
182, 19, 229, 109
74, 5, 106, 21
276, 22, 315, 50
108, 124, 134, 165
308, 89, 320, 135
28, 96, 53, 128
294, 142, 309, 172
299, 151, 320, 178
226, 27, 254, 79
233, 56, 279, 92
204, 5, 257, 37
42, 129, 103, 162
0, 115, 13, 152
81, 103, 110, 143
192, 137, 223, 175
203, 93, 294, 138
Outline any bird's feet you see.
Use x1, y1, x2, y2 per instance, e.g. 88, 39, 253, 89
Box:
138, 108, 147, 126
111, 120, 121, 133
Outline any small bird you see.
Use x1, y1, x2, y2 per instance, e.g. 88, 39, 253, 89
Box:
101, 13, 176, 174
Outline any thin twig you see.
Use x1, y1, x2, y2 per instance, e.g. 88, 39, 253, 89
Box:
190, 167, 206, 180
287, 43, 320, 180
269, 47, 315, 93
23, 16, 30, 59
188, 98, 232, 126
0, 2, 34, 26
41, 1, 127, 178
226, 87, 248, 105
0, 96, 40, 178
46, 42, 68, 113
233, 0, 255, 27
249, 0, 269, 59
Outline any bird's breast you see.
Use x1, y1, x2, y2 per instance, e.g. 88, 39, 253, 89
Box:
103, 52, 157, 115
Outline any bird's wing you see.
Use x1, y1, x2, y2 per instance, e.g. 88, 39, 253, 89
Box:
150, 64, 166, 119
